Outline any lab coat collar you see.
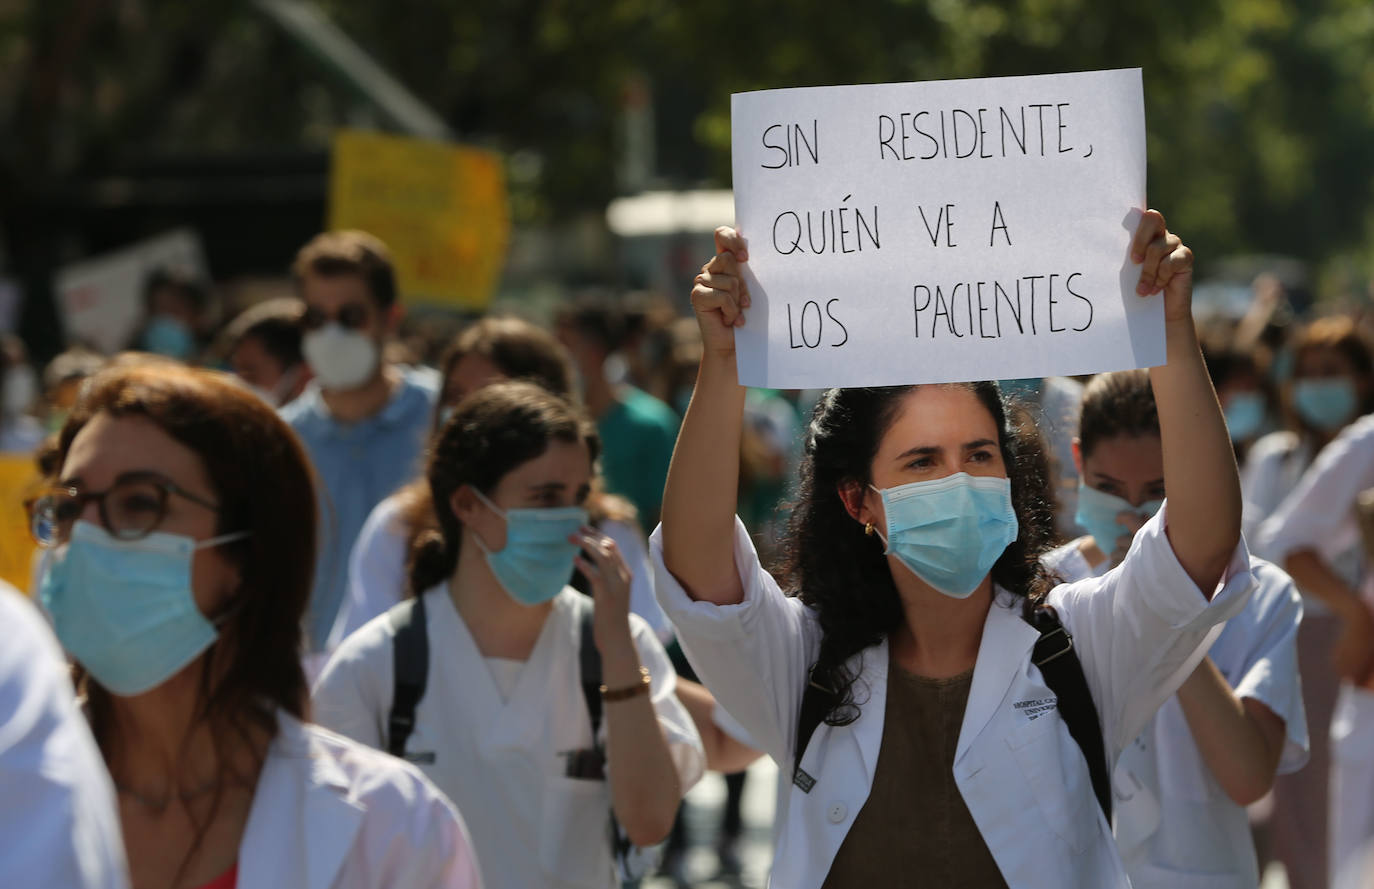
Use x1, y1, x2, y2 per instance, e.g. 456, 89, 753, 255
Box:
847, 638, 889, 790
238, 711, 365, 889
956, 589, 1040, 763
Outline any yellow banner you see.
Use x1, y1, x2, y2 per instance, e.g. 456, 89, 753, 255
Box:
328, 130, 511, 311
0, 455, 39, 593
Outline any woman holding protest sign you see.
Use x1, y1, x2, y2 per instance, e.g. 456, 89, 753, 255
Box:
653, 210, 1255, 888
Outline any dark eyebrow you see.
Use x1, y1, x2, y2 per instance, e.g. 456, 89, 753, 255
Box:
963, 439, 997, 451
1090, 471, 1124, 484
527, 482, 567, 493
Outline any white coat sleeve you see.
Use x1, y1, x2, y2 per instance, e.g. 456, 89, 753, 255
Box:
0, 590, 130, 889
1257, 415, 1374, 565
1233, 559, 1309, 774
1050, 501, 1256, 756
326, 496, 410, 651
650, 518, 821, 767
312, 616, 394, 751
606, 615, 705, 794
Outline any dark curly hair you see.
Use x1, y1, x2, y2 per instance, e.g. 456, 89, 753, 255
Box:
777, 382, 1058, 726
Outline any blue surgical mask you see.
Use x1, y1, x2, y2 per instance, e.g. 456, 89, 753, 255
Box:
1223, 391, 1266, 442
1293, 378, 1358, 431
871, 472, 1019, 599
1074, 483, 1162, 560
38, 520, 249, 697
471, 489, 588, 606
141, 316, 196, 360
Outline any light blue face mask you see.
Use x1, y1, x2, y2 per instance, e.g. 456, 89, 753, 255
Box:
871, 472, 1019, 599
141, 316, 196, 360
39, 520, 249, 697
1293, 378, 1358, 431
1074, 483, 1162, 561
471, 488, 588, 606
1223, 391, 1267, 442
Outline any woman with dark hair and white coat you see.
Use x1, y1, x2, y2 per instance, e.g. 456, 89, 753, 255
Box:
654, 212, 1255, 888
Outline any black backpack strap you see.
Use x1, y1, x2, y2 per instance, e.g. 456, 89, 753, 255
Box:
793, 667, 838, 791
1026, 603, 1112, 820
386, 594, 429, 759
575, 594, 603, 741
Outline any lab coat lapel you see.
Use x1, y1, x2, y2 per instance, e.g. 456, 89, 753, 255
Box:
483, 590, 570, 752
238, 713, 365, 889
434, 588, 509, 748
956, 592, 1040, 763
850, 638, 889, 788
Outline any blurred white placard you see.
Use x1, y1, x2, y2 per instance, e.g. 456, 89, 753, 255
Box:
54, 229, 208, 354
731, 68, 1158, 388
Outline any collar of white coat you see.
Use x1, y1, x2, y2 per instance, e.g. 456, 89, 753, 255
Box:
817, 588, 1040, 788
236, 710, 366, 889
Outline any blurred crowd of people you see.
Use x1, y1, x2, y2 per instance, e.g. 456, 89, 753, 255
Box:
3, 223, 1374, 889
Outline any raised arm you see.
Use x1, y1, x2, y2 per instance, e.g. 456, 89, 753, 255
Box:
1137, 210, 1242, 595
659, 226, 750, 604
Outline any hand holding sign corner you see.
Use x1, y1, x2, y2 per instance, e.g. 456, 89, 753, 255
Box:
691, 227, 752, 360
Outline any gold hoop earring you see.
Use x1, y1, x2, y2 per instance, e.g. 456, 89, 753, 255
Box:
864, 521, 875, 537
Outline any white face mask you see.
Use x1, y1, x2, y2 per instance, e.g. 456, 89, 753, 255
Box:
302, 323, 379, 391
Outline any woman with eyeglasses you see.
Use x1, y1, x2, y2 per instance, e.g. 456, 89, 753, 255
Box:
30, 364, 481, 889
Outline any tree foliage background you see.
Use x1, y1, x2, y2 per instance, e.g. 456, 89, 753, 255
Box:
3, 0, 1374, 296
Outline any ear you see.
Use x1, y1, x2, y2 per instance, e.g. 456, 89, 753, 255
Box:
1071, 438, 1084, 477
836, 480, 875, 526
450, 485, 482, 526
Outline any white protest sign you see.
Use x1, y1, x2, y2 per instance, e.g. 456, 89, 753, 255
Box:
54, 229, 208, 354
731, 68, 1157, 388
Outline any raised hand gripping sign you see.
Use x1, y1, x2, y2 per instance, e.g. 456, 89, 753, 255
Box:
730, 68, 1157, 389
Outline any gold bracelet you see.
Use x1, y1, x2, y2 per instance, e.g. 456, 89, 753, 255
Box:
600, 667, 651, 702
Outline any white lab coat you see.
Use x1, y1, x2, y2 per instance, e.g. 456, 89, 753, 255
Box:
1241, 430, 1313, 544
312, 586, 704, 889
1046, 541, 1308, 888
326, 495, 672, 649
652, 504, 1254, 889
1256, 413, 1374, 600
238, 712, 482, 889
1331, 685, 1374, 882
0, 588, 129, 889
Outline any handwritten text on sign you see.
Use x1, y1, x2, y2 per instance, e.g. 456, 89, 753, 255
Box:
730, 69, 1157, 389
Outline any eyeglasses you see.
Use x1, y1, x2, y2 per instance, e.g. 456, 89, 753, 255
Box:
301, 303, 371, 332
27, 473, 220, 547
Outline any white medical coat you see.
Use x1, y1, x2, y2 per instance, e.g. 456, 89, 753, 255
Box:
239, 712, 482, 889
1046, 541, 1307, 888
0, 588, 128, 889
652, 504, 1255, 889
312, 586, 704, 889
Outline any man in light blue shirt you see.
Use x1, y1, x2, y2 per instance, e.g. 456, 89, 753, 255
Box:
280, 231, 437, 655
